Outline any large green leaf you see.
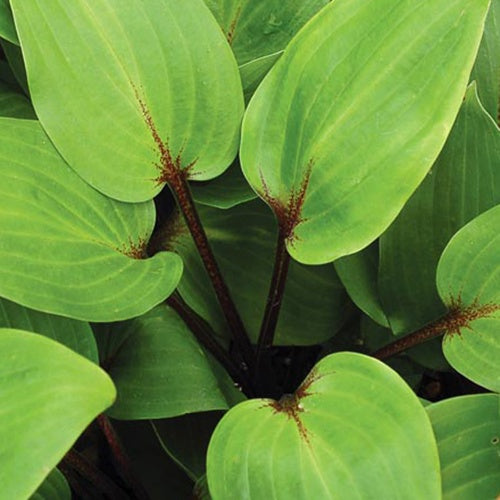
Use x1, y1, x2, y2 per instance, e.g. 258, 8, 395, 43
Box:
11, 0, 243, 202
0, 298, 98, 362
0, 0, 18, 44
168, 199, 349, 345
94, 306, 233, 419
0, 329, 115, 499
436, 205, 500, 392
334, 242, 388, 327
380, 85, 500, 335
0, 118, 182, 322
31, 469, 71, 500
470, 0, 500, 121
0, 80, 34, 118
204, 0, 327, 65
240, 0, 489, 265
207, 352, 440, 499
427, 394, 500, 499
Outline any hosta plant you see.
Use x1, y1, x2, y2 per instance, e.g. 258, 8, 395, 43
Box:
0, 0, 499, 498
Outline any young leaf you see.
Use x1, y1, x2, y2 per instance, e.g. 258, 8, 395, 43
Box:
334, 242, 389, 327
0, 329, 115, 499
0, 118, 182, 322
167, 199, 349, 345
470, 0, 500, 121
436, 205, 500, 392
427, 394, 500, 500
380, 85, 500, 335
0, 298, 98, 362
94, 306, 234, 419
240, 0, 490, 264
31, 468, 71, 500
207, 352, 440, 499
11, 0, 244, 202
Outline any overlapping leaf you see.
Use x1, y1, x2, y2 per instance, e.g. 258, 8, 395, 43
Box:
0, 118, 182, 322
0, 329, 115, 499
207, 352, 440, 499
0, 0, 18, 44
240, 0, 489, 264
167, 199, 349, 345
380, 85, 500, 335
94, 306, 234, 419
0, 298, 98, 361
0, 80, 34, 118
436, 205, 500, 392
11, 0, 244, 202
427, 394, 500, 499
32, 469, 71, 500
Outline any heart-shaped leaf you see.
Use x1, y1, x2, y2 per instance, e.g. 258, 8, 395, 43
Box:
11, 0, 244, 202
0, 298, 98, 362
207, 352, 440, 499
32, 469, 71, 500
0, 118, 182, 322
436, 205, 500, 392
380, 84, 500, 335
240, 0, 489, 264
167, 199, 349, 345
94, 306, 236, 419
471, 0, 500, 120
427, 394, 500, 500
0, 329, 115, 499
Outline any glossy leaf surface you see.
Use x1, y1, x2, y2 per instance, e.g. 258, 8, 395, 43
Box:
437, 205, 500, 392
207, 352, 440, 499
0, 329, 115, 499
0, 298, 98, 362
169, 200, 349, 345
241, 0, 489, 264
380, 85, 500, 334
427, 394, 500, 499
95, 306, 232, 419
0, 118, 182, 321
11, 0, 244, 202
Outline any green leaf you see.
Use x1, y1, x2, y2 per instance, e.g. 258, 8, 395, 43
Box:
207, 352, 440, 499
0, 298, 98, 362
0, 39, 28, 94
380, 84, 500, 335
436, 205, 500, 392
152, 411, 222, 481
31, 469, 71, 500
240, 0, 489, 265
0, 0, 18, 45
191, 161, 257, 210
470, 0, 500, 120
204, 0, 327, 65
334, 242, 388, 327
0, 118, 182, 322
0, 329, 115, 499
427, 394, 500, 500
239, 51, 282, 103
169, 199, 349, 345
11, 0, 244, 202
0, 80, 34, 118
94, 306, 233, 419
